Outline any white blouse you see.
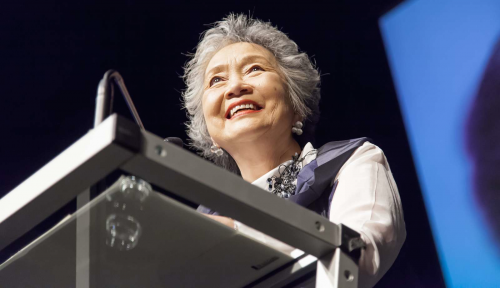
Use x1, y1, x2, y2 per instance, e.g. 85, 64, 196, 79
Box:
234, 141, 406, 288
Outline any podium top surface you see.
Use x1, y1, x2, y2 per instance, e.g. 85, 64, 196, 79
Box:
0, 114, 345, 258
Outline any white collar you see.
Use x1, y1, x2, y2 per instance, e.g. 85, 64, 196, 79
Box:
252, 142, 317, 191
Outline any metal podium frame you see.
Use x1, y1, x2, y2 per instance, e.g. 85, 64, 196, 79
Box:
0, 114, 362, 288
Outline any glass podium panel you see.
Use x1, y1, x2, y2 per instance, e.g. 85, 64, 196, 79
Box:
0, 175, 295, 288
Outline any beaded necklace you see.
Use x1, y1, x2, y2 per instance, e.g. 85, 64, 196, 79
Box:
267, 149, 318, 198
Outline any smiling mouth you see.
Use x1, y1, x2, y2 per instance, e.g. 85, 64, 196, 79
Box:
226, 103, 263, 120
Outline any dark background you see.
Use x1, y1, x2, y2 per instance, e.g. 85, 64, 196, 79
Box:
0, 0, 445, 287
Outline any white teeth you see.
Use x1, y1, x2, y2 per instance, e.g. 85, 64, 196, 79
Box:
229, 103, 259, 118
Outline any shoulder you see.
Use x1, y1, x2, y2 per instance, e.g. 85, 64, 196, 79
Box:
317, 138, 388, 165
314, 137, 371, 167
314, 139, 391, 183
317, 137, 371, 156
345, 141, 390, 169
334, 141, 393, 184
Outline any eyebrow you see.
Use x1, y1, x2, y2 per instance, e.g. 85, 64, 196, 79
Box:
205, 54, 273, 78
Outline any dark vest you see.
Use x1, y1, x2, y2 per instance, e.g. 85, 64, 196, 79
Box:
197, 137, 369, 219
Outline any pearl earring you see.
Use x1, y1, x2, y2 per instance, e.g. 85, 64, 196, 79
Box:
292, 121, 303, 135
210, 142, 224, 156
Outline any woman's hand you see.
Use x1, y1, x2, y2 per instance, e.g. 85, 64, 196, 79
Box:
203, 214, 236, 230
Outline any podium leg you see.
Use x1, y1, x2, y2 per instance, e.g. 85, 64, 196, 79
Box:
76, 190, 90, 288
316, 248, 358, 288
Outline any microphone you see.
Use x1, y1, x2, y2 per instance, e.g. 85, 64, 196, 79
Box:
164, 137, 184, 148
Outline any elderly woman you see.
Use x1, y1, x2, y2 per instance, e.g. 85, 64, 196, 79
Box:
182, 14, 405, 288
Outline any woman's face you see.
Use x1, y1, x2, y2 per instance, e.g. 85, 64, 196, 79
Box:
202, 42, 296, 150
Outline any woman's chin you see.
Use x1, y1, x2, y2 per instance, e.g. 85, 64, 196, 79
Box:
223, 121, 269, 142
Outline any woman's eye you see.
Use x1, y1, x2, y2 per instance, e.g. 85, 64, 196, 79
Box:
210, 77, 222, 87
250, 66, 263, 73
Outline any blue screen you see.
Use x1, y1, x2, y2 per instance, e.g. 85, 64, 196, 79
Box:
380, 0, 500, 287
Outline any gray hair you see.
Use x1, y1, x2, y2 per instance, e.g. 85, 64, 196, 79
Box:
182, 13, 321, 173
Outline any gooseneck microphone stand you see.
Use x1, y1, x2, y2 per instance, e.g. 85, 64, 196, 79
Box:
94, 70, 144, 130
93, 70, 183, 147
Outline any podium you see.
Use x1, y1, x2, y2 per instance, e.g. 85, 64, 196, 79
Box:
0, 114, 362, 288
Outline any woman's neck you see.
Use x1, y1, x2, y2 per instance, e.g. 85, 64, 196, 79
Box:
228, 136, 302, 183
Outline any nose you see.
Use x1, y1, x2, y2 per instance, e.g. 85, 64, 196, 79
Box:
224, 78, 253, 99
